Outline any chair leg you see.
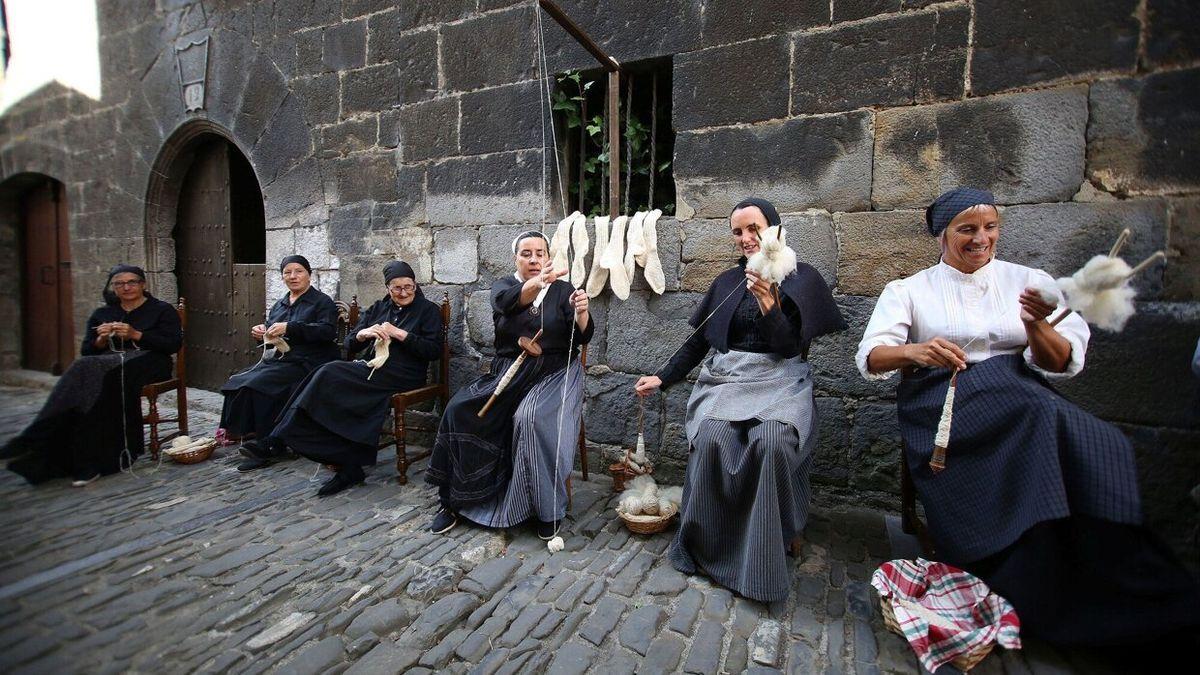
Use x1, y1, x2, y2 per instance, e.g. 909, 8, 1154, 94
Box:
578, 423, 588, 481
146, 394, 160, 461
177, 385, 189, 436
394, 403, 408, 485
566, 474, 573, 508
900, 455, 918, 535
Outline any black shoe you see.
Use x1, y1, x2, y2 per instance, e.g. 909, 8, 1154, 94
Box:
537, 519, 562, 541
237, 439, 263, 459
237, 457, 271, 472
317, 465, 365, 497
429, 508, 458, 534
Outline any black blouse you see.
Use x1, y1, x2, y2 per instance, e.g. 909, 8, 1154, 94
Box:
490, 275, 594, 358
81, 295, 183, 356
266, 286, 340, 368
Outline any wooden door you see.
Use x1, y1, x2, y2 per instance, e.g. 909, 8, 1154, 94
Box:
21, 181, 74, 374
176, 142, 241, 390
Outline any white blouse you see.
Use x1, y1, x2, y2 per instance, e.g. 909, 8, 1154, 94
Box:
855, 259, 1090, 381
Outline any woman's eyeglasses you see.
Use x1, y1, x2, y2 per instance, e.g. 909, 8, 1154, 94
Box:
111, 280, 144, 288
389, 284, 416, 295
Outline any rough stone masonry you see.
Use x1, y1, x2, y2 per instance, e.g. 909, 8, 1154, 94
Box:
0, 1, 1196, 561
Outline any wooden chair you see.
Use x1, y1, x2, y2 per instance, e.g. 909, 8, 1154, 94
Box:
142, 297, 189, 460
899, 439, 936, 555
334, 296, 359, 360
368, 293, 452, 484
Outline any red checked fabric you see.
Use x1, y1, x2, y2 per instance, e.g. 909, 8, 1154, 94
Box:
870, 558, 1021, 672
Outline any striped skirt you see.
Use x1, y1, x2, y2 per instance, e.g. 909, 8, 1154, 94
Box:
457, 359, 584, 528
669, 351, 816, 603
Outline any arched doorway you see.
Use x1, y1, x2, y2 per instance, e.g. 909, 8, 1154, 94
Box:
9, 175, 74, 374
168, 134, 266, 391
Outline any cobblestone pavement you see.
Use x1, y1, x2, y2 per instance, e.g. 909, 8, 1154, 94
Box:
0, 380, 1117, 674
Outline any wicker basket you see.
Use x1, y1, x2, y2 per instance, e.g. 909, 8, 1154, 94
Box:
609, 444, 654, 493
618, 510, 676, 535
879, 597, 994, 671
164, 439, 218, 465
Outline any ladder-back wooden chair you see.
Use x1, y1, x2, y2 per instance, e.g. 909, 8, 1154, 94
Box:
142, 297, 189, 460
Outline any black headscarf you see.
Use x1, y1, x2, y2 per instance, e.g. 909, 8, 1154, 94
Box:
925, 187, 996, 237
731, 197, 782, 229
279, 255, 312, 274
383, 260, 416, 285
103, 264, 147, 305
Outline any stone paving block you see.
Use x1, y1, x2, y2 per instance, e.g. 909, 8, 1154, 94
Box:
459, 557, 522, 598
581, 578, 606, 604
471, 647, 511, 675
406, 564, 463, 602
873, 87, 1088, 210
578, 595, 626, 646
345, 642, 421, 675
641, 632, 687, 674
725, 635, 749, 674
852, 620, 879, 668
491, 575, 548, 621
554, 576, 593, 611
456, 614, 509, 662
667, 587, 703, 635
346, 599, 419, 640
618, 604, 666, 656
497, 602, 551, 647
750, 620, 784, 667
683, 619, 725, 674
530, 609, 567, 640
400, 592, 480, 649
546, 639, 595, 675
702, 588, 734, 623
188, 543, 281, 578
644, 565, 689, 595
275, 636, 345, 675
418, 626, 469, 669
827, 618, 847, 674
347, 633, 380, 658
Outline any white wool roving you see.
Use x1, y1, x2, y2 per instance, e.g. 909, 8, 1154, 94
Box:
658, 486, 683, 512
1029, 280, 1059, 306
1056, 255, 1138, 331
549, 212, 578, 273
569, 212, 590, 287
365, 336, 390, 379
641, 209, 666, 294
618, 492, 644, 515
547, 536, 565, 552
624, 211, 647, 285
602, 215, 631, 299
746, 225, 797, 284
586, 216, 611, 298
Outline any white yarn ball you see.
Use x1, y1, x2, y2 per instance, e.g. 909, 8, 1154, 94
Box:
622, 495, 643, 515
547, 536, 565, 553
641, 494, 660, 516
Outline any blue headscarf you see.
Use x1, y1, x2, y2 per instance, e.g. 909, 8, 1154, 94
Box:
925, 187, 996, 237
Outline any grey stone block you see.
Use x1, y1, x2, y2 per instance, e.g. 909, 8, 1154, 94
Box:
1087, 68, 1200, 195
971, 0, 1139, 95
318, 116, 379, 158
235, 53, 289, 144
873, 87, 1088, 210
272, 0, 339, 34
477, 224, 532, 282
252, 94, 312, 185
433, 228, 479, 284
275, 636, 344, 675
702, 0, 827, 46
1146, 0, 1200, 67
832, 0, 902, 22
749, 619, 783, 667
849, 403, 900, 494
345, 643, 421, 675
405, 564, 463, 602
578, 595, 626, 646
427, 151, 546, 226
458, 557, 521, 597
398, 97, 459, 163
441, 8, 536, 92
1000, 200, 1168, 298
292, 73, 340, 127
460, 80, 543, 155
546, 639, 595, 675
834, 210, 938, 296
400, 592, 480, 649
618, 604, 666, 655
673, 36, 790, 130
1059, 302, 1200, 429
675, 112, 873, 217
323, 20, 366, 71
396, 30, 440, 106
264, 159, 325, 221
642, 633, 686, 674
793, 6, 968, 114
812, 397, 853, 489
189, 544, 280, 578
342, 64, 399, 116
683, 619, 724, 674
1165, 197, 1200, 302
466, 290, 495, 348
807, 296, 898, 400
345, 599, 419, 640
605, 290, 703, 374
542, 0, 703, 73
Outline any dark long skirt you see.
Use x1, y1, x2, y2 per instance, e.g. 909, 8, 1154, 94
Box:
5, 351, 171, 484
275, 360, 424, 467
668, 418, 814, 603
220, 358, 309, 440
426, 354, 561, 512
898, 353, 1200, 644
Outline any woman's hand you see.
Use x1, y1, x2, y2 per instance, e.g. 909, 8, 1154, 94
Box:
379, 321, 409, 342
265, 322, 288, 339
634, 375, 662, 397
570, 289, 589, 315
251, 324, 267, 340
905, 337, 967, 371
745, 269, 776, 314
1018, 287, 1057, 323
356, 326, 381, 342
110, 322, 140, 341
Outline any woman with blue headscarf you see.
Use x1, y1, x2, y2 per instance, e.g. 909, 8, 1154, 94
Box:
857, 187, 1199, 646
635, 198, 846, 603
2, 265, 182, 485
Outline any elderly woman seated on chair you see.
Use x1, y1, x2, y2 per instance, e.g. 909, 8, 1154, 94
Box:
221, 255, 340, 471
856, 187, 1199, 647
2, 265, 182, 486
273, 261, 442, 497
425, 231, 593, 539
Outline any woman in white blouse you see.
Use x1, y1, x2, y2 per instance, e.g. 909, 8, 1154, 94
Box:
857, 187, 1198, 648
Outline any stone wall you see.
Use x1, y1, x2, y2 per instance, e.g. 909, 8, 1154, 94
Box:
0, 0, 1197, 557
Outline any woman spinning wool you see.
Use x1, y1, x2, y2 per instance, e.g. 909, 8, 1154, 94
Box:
273, 261, 442, 496
856, 187, 1199, 645
635, 198, 846, 603
221, 255, 339, 471
2, 265, 181, 485
426, 231, 593, 538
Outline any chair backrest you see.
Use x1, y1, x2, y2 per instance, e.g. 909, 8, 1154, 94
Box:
336, 296, 360, 359
175, 297, 187, 385
435, 293, 451, 396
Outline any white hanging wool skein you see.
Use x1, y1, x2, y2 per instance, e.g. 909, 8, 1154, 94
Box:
623, 211, 647, 285
641, 209, 666, 294
602, 215, 631, 300
569, 212, 590, 287
549, 212, 578, 273
586, 216, 611, 298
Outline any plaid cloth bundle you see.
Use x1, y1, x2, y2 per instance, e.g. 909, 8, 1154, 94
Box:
871, 558, 1021, 672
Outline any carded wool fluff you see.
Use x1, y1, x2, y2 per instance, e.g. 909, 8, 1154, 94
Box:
1056, 255, 1138, 331
746, 225, 797, 284
547, 536, 565, 552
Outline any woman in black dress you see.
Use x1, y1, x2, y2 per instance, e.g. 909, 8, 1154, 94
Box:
273, 261, 442, 496
221, 255, 338, 470
426, 231, 593, 537
2, 265, 182, 485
